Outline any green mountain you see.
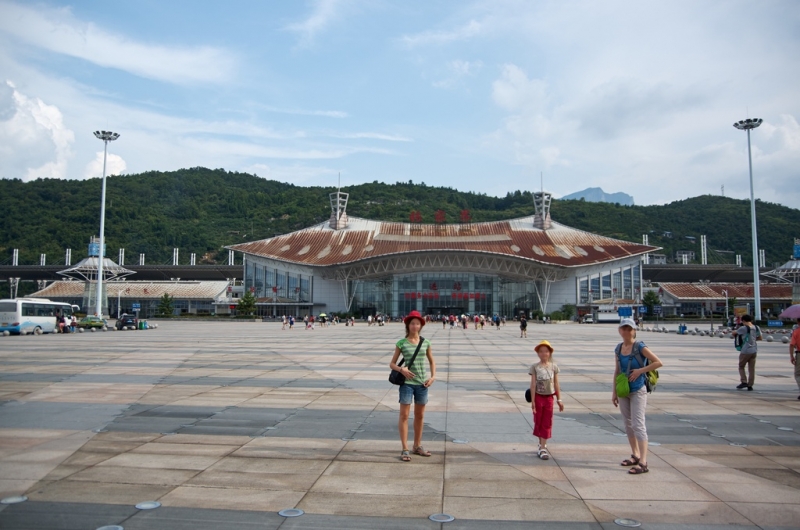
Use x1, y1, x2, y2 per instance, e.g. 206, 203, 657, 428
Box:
1, 167, 798, 268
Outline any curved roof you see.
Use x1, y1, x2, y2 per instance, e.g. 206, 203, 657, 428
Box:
228, 215, 658, 269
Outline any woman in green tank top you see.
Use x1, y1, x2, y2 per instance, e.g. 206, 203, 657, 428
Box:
389, 310, 436, 462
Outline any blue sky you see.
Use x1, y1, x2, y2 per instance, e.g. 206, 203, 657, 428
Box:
0, 0, 798, 207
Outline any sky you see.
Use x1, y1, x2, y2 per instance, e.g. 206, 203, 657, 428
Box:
0, 0, 798, 207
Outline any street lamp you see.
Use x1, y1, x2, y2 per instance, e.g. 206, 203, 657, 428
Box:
722, 289, 729, 325
733, 118, 762, 320
92, 130, 120, 318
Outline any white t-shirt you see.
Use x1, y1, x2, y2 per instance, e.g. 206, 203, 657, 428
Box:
529, 362, 560, 396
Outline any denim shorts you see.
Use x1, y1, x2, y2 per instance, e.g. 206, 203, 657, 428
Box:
399, 384, 428, 405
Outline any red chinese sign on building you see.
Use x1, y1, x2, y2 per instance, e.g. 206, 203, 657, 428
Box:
460, 209, 471, 223
409, 210, 423, 223
434, 209, 446, 224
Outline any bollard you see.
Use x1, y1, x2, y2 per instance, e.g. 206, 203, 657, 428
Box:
782, 336, 790, 344
2, 331, 9, 337
766, 335, 774, 342
78, 328, 84, 333
90, 328, 95, 333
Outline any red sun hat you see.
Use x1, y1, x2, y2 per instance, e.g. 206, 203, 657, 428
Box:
403, 310, 426, 327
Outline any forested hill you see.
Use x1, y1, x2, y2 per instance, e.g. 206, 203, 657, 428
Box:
1, 167, 798, 267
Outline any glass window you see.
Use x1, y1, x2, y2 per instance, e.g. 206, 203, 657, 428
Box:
0, 302, 16, 313
623, 268, 632, 299
579, 278, 589, 304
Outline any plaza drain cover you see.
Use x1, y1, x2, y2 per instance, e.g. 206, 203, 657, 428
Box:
649, 442, 661, 446
278, 508, 304, 517
351, 429, 364, 432
560, 417, 576, 421
429, 513, 455, 522
341, 437, 357, 441
135, 501, 161, 510
759, 420, 771, 424
710, 433, 726, 438
160, 432, 176, 436
92, 428, 108, 433
614, 518, 641, 528
678, 419, 692, 422
663, 412, 677, 416
96, 526, 124, 530
452, 439, 468, 444
730, 443, 747, 447
692, 426, 707, 430
777, 427, 793, 431
0, 496, 27, 504
613, 433, 627, 437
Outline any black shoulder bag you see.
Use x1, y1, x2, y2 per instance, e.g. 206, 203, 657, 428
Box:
389, 337, 425, 386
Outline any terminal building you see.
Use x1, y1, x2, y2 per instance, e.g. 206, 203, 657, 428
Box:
228, 191, 658, 317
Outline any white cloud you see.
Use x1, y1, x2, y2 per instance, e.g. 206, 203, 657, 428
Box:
0, 1, 235, 84
491, 64, 547, 112
401, 20, 482, 47
0, 81, 75, 181
285, 0, 343, 47
330, 132, 412, 142
432, 60, 483, 89
84, 151, 127, 179
258, 105, 348, 118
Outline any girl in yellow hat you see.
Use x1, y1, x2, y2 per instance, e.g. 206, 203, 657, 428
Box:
529, 340, 563, 459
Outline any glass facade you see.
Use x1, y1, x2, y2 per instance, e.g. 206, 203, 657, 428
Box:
244, 260, 313, 316
578, 262, 642, 304
349, 273, 541, 318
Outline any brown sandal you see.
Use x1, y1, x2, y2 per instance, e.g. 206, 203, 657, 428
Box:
621, 455, 640, 467
628, 462, 649, 474
413, 446, 431, 457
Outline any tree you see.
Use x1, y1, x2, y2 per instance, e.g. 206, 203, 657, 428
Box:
157, 293, 174, 317
561, 304, 576, 320
237, 290, 257, 316
642, 290, 661, 319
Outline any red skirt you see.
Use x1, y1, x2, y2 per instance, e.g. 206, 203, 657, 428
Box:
533, 393, 554, 439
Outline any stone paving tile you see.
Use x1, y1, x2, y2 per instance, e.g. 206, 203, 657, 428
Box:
1, 321, 799, 528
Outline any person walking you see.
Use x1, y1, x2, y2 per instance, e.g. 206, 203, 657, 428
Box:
789, 317, 800, 400
281, 315, 287, 330
612, 318, 663, 475
733, 314, 761, 391
520, 315, 528, 338
529, 340, 563, 460
289, 315, 295, 330
389, 310, 436, 462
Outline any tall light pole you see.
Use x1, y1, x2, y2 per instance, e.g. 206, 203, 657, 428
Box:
93, 130, 120, 318
733, 118, 762, 320
722, 289, 729, 325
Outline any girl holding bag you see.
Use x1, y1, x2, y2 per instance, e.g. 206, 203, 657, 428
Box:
612, 318, 663, 474
529, 340, 563, 460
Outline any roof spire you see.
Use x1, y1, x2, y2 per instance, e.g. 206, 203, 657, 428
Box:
329, 174, 349, 230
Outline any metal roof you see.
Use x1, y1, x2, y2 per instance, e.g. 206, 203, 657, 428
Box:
228, 215, 657, 268
31, 280, 231, 300
658, 283, 792, 301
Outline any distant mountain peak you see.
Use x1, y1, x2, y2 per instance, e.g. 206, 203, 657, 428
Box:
561, 187, 634, 206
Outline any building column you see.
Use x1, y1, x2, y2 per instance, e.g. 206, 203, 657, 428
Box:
468, 274, 475, 313
416, 273, 422, 312
391, 275, 399, 317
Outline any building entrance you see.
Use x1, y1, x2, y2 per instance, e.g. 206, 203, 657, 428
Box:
426, 306, 465, 316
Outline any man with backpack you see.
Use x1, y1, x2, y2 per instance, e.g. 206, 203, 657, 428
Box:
733, 314, 762, 391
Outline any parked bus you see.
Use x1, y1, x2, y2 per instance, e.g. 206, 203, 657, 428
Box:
0, 298, 79, 335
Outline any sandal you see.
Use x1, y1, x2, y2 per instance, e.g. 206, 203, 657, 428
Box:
401, 450, 411, 462
628, 462, 649, 474
620, 455, 640, 467
413, 446, 431, 457
537, 446, 550, 460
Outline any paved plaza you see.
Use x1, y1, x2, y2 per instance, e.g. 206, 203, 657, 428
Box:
0, 320, 799, 529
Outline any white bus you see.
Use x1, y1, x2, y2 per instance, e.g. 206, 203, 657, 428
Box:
0, 298, 79, 335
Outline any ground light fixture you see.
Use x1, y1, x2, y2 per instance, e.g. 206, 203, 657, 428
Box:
92, 130, 120, 319
732, 118, 762, 320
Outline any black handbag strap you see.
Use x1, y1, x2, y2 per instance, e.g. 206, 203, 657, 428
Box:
398, 337, 425, 368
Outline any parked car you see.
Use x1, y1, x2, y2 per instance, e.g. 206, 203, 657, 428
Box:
115, 314, 137, 330
582, 315, 594, 324
78, 316, 108, 329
